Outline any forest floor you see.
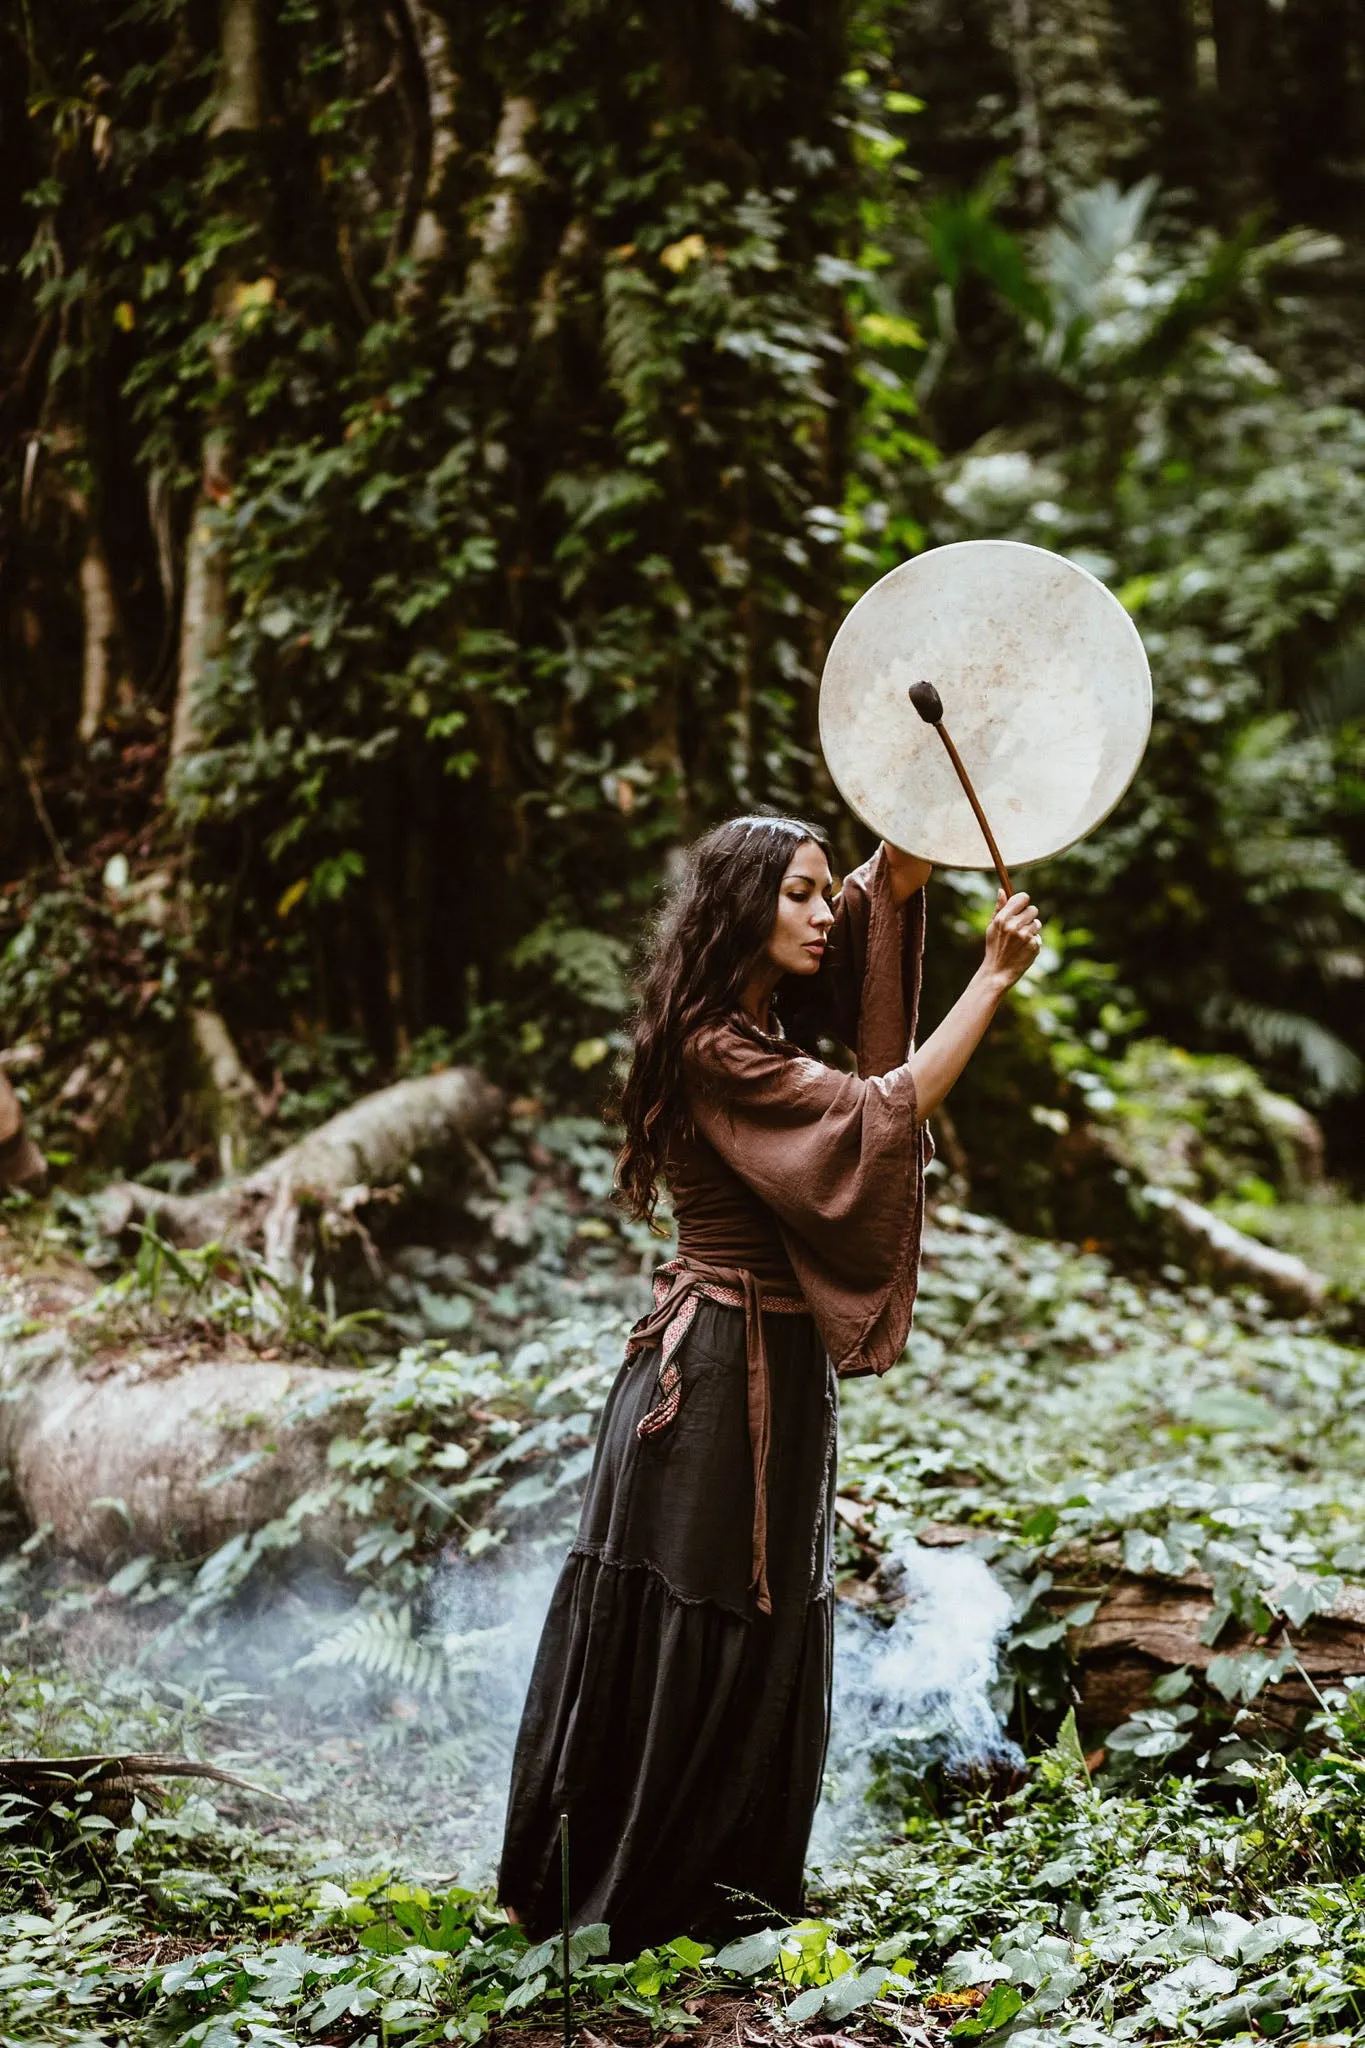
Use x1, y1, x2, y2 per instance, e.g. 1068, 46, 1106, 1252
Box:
4, 1118, 1365, 2043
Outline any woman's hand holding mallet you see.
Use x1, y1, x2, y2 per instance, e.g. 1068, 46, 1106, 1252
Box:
907, 679, 1041, 985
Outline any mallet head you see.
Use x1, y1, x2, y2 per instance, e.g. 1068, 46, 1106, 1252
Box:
908, 680, 943, 725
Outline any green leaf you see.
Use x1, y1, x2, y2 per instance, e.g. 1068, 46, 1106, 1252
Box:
1187, 1389, 1278, 1433
713, 1928, 784, 1976
502, 1972, 549, 2013
1019, 1505, 1060, 1542
568, 1923, 611, 1969
951, 1983, 1025, 2037
665, 1936, 711, 1967
1038, 1707, 1091, 1787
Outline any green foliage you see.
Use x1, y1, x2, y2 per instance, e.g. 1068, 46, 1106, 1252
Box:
0, 0, 888, 1166
4, 1142, 1365, 2040
1223, 1200, 1365, 1306
887, 156, 1365, 1133
1096, 1038, 1328, 1204
79, 1222, 385, 1355
7, 0, 1365, 1210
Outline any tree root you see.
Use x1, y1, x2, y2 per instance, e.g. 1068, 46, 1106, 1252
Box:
0, 1753, 292, 1827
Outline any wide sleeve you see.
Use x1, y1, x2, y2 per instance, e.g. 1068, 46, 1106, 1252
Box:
814, 846, 927, 1079
683, 1024, 929, 1380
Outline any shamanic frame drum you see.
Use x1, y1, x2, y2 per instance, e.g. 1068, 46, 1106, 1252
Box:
818, 540, 1152, 871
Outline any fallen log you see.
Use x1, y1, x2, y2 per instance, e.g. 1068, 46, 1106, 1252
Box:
1139, 1184, 1328, 1317
0, 1320, 363, 1570
1065, 1570, 1365, 1737
98, 1065, 503, 1269
0, 1068, 503, 1570
912, 1527, 1365, 1737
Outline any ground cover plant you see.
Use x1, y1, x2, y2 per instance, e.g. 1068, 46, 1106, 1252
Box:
4, 1112, 1365, 2047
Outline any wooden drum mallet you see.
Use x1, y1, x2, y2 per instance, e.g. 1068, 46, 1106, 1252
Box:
907, 680, 1014, 898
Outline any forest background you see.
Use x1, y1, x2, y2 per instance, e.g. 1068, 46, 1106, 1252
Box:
5, 0, 1365, 2043
4, 0, 1364, 1211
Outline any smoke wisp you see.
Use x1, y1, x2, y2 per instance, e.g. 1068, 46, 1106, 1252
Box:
191, 1539, 1017, 1887
426, 1538, 1019, 1883
810, 1543, 1021, 1869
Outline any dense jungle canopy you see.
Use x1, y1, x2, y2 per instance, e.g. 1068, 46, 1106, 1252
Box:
3, 0, 1364, 1203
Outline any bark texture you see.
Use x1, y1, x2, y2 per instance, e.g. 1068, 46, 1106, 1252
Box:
400, 0, 460, 277
1067, 1570, 1365, 1739
0, 1336, 361, 1570
77, 530, 119, 743
0, 1063, 499, 1572
916, 1528, 1365, 1738
0, 1754, 290, 1827
170, 0, 263, 770
190, 1005, 269, 1176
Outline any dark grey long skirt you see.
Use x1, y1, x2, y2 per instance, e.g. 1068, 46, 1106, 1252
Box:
498, 1298, 838, 1959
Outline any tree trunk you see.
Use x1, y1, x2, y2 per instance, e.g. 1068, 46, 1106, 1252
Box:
23, 420, 125, 748
170, 452, 231, 766
211, 0, 265, 137
397, 0, 460, 278
169, 0, 263, 772
190, 1005, 268, 1176
77, 530, 119, 743
465, 94, 538, 303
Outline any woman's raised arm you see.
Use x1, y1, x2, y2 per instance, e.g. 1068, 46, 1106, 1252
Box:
880, 841, 933, 905
907, 889, 1041, 1119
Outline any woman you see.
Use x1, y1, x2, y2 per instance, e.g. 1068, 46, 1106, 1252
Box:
499, 816, 1041, 1957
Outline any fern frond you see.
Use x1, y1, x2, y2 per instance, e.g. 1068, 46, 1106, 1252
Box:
1219, 998, 1364, 1098
296, 1605, 448, 1697
297, 1606, 520, 1702
602, 265, 665, 415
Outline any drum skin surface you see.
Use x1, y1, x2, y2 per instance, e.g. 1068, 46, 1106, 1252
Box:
819, 540, 1152, 870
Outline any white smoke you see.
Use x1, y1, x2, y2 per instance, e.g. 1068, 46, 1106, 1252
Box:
420, 1539, 1018, 1884
421, 1553, 561, 1883
810, 1543, 1021, 1868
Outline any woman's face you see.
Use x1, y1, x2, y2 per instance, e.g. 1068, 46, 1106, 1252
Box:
764, 839, 835, 979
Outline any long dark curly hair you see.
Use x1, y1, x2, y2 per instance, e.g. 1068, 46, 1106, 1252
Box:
615, 813, 832, 1225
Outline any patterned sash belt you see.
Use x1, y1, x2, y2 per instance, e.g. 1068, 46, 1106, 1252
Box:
624, 1256, 808, 1616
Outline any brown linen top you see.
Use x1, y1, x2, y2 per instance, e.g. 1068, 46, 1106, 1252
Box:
645, 846, 932, 1612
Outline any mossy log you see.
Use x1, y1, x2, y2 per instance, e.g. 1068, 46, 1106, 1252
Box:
0, 1329, 363, 1570
1139, 1185, 1328, 1317
913, 1528, 1365, 1738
